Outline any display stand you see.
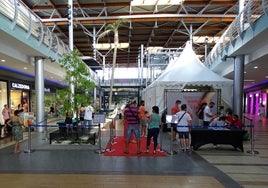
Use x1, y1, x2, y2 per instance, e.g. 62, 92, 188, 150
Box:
106, 118, 117, 152
24, 118, 34, 153
244, 116, 259, 155
164, 115, 177, 155
167, 124, 177, 155
94, 113, 106, 154
157, 124, 164, 152
247, 123, 259, 154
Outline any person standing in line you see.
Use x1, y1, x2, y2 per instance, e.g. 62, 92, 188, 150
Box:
171, 100, 181, 141
6, 110, 24, 154
124, 100, 141, 154
139, 100, 148, 137
2, 104, 10, 123
146, 106, 162, 154
175, 104, 192, 152
84, 102, 94, 130
78, 104, 85, 125
203, 102, 216, 126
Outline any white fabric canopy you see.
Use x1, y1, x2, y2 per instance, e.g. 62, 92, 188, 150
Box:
143, 42, 233, 113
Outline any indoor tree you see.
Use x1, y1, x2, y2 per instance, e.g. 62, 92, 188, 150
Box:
97, 19, 128, 110
57, 49, 95, 118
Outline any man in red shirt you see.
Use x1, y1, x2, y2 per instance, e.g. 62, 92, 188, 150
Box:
171, 100, 181, 141
231, 114, 243, 128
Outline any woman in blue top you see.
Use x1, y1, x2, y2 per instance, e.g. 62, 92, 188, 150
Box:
146, 106, 162, 154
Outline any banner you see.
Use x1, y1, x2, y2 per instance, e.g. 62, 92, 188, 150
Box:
165, 90, 220, 125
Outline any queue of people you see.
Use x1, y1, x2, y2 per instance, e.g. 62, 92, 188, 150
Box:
0, 98, 246, 155
121, 99, 162, 154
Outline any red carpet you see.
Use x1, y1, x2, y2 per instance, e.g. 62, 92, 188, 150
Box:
104, 136, 167, 157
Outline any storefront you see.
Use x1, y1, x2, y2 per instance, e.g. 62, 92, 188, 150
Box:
0, 80, 8, 124
245, 89, 267, 117
31, 87, 57, 115
10, 82, 31, 113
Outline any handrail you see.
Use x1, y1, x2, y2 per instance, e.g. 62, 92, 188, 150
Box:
0, 0, 101, 84
205, 0, 268, 68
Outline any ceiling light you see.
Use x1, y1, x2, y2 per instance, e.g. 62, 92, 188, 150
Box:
94, 43, 129, 50
23, 67, 28, 70
146, 46, 163, 53
193, 36, 220, 44
254, 66, 258, 69
131, 0, 184, 6
1, 59, 6, 62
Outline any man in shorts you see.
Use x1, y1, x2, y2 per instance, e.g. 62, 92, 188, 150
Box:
175, 104, 192, 152
124, 100, 141, 154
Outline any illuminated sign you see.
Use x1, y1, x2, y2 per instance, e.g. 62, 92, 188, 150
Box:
12, 82, 30, 90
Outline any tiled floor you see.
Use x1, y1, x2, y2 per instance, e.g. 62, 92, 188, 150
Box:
0, 114, 267, 188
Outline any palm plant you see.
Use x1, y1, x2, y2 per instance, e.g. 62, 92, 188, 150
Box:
97, 19, 127, 110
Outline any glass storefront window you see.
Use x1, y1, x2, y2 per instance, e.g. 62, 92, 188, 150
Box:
0, 81, 8, 124
10, 90, 22, 113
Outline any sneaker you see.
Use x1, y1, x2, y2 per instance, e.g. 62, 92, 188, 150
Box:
180, 148, 186, 152
186, 147, 191, 152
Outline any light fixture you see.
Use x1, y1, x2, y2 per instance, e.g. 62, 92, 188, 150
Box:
94, 43, 129, 50
131, 0, 184, 6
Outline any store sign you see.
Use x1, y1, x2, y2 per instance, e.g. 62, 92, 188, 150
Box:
12, 82, 30, 90
44, 88, 51, 92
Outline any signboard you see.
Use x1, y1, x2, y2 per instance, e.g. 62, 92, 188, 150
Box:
165, 89, 220, 125
24, 112, 35, 127
93, 113, 106, 123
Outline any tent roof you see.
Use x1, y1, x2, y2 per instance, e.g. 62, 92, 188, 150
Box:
155, 42, 232, 83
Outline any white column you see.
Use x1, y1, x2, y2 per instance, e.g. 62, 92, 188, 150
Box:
35, 57, 45, 132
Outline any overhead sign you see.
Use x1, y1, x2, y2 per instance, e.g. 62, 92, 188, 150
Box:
12, 82, 30, 90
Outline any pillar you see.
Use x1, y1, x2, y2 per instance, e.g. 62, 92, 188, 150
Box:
35, 57, 45, 132
233, 55, 245, 118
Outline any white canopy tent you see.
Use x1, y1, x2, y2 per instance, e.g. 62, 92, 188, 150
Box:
142, 42, 233, 115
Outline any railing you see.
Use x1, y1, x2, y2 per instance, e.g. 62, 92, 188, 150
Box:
0, 0, 100, 84
0, 0, 69, 56
205, 0, 268, 68
101, 78, 145, 87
